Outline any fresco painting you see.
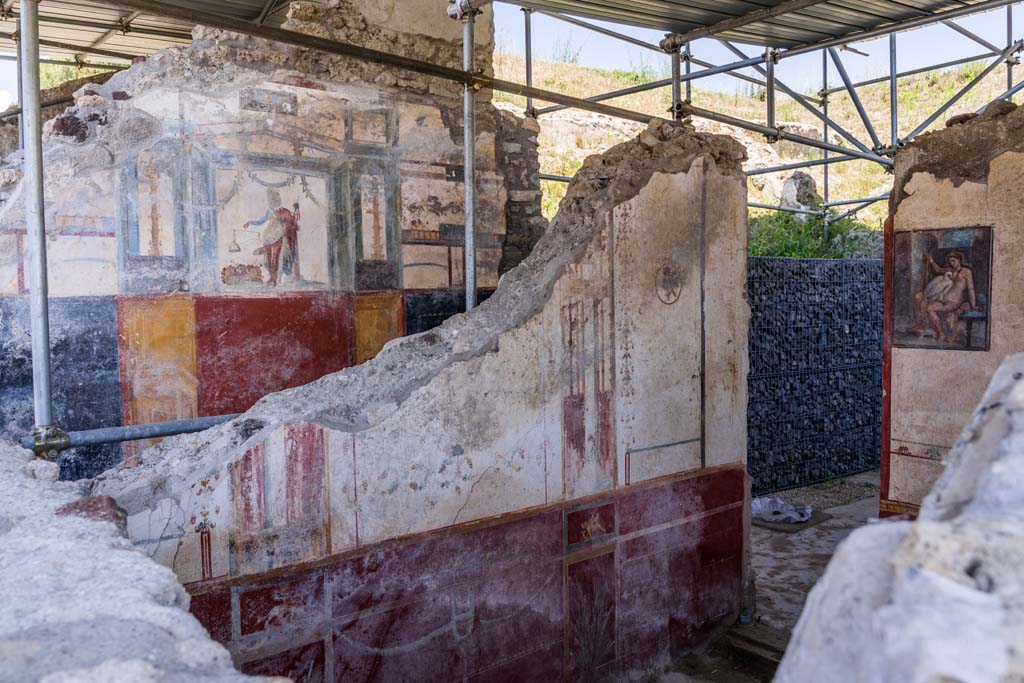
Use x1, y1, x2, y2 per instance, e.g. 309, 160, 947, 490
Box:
892, 226, 993, 350
217, 169, 331, 291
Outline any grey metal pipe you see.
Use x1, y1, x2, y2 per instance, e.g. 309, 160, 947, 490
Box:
463, 13, 477, 311
748, 202, 823, 217
765, 51, 776, 133
907, 42, 1022, 140
536, 10, 661, 52
680, 100, 893, 167
1010, 5, 1016, 96
671, 47, 681, 120
890, 33, 898, 147
15, 31, 22, 150
823, 194, 890, 208
979, 76, 1024, 110
943, 20, 1003, 55
19, 414, 241, 450
822, 51, 998, 94
684, 44, 692, 104
0, 54, 124, 70
539, 172, 572, 183
720, 40, 873, 156
822, 50, 830, 205
0, 30, 138, 62
2, 95, 74, 120
746, 154, 857, 176
20, 0, 53, 431
827, 197, 885, 224
523, 8, 534, 116
829, 47, 883, 149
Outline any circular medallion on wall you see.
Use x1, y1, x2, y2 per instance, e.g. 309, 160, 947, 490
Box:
656, 263, 682, 305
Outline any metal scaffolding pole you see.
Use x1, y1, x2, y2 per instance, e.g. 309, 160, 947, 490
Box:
822, 50, 829, 205
19, 414, 241, 451
462, 12, 477, 310
906, 41, 1023, 139
890, 33, 898, 147
15, 32, 22, 150
670, 47, 682, 120
748, 202, 823, 217
20, 0, 57, 450
823, 51, 999, 94
684, 44, 692, 105
1010, 5, 1017, 98
746, 154, 857, 175
523, 8, 534, 116
720, 40, 873, 155
765, 50, 777, 134
829, 47, 883, 149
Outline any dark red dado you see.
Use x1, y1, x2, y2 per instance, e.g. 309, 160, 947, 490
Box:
188, 465, 747, 682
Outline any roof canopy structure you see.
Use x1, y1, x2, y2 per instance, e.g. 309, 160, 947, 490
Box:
502, 0, 1013, 49
0, 0, 1016, 64
0, 0, 293, 62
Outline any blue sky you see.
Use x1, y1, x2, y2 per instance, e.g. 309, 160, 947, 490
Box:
493, 3, 1020, 95
0, 3, 1017, 102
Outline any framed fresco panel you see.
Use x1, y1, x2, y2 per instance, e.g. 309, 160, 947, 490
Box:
892, 226, 993, 351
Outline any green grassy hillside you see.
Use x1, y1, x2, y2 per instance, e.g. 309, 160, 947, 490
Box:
495, 50, 1012, 238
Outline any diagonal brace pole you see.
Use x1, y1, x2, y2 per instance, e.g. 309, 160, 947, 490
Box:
720, 40, 875, 156
828, 47, 883, 149
907, 41, 1023, 140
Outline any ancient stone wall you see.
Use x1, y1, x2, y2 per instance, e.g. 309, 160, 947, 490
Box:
91, 122, 752, 680
496, 105, 547, 274
0, 1, 545, 479
881, 101, 1024, 516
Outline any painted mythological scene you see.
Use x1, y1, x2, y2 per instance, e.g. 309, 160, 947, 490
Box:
892, 227, 993, 351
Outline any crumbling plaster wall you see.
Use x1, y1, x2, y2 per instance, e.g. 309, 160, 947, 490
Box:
882, 101, 1024, 516
0, 0, 543, 480
0, 441, 275, 682
777, 353, 1024, 683
90, 121, 752, 679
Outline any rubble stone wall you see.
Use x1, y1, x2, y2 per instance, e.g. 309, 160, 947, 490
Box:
882, 101, 1024, 516
92, 122, 753, 681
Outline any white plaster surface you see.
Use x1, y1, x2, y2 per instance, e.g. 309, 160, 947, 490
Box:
0, 441, 271, 682
890, 149, 1024, 507
777, 354, 1024, 682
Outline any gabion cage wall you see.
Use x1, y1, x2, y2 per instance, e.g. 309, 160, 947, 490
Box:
747, 257, 883, 495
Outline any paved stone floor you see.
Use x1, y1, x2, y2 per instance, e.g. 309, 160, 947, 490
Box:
662, 470, 882, 682
753, 470, 881, 631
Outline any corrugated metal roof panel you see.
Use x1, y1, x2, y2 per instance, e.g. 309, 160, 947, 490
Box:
0, 0, 1011, 63
508, 0, 1013, 48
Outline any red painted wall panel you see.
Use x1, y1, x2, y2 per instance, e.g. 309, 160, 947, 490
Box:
194, 294, 354, 416
189, 465, 745, 681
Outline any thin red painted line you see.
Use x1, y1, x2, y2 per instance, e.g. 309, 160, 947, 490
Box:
543, 439, 548, 505
880, 215, 894, 508
15, 233, 25, 294
351, 434, 359, 547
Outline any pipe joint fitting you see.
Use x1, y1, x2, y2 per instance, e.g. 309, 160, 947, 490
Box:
447, 0, 491, 21
31, 425, 70, 459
